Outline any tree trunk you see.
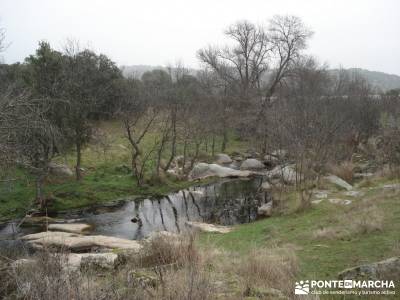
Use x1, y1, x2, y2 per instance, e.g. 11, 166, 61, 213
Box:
221, 130, 228, 152
211, 134, 215, 156
182, 139, 188, 174
164, 111, 177, 171
131, 151, 143, 186
75, 140, 82, 181
35, 172, 47, 209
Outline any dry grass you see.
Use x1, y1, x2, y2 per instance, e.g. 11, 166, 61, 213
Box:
218, 244, 299, 298
375, 164, 400, 180
391, 240, 400, 256
312, 227, 343, 240
328, 161, 355, 183
313, 199, 384, 241
5, 251, 118, 300
134, 233, 199, 268
2, 234, 301, 300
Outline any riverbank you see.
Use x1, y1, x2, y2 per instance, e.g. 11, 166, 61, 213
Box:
198, 175, 400, 283
0, 121, 244, 222
1, 174, 399, 299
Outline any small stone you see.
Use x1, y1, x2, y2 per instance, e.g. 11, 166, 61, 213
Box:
344, 190, 364, 197
185, 221, 232, 233
312, 199, 323, 205
329, 199, 352, 205
257, 202, 273, 217
261, 181, 272, 191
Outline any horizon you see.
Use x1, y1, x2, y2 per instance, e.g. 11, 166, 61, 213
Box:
1, 0, 400, 76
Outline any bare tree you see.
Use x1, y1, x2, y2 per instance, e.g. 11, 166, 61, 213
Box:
0, 90, 63, 207
198, 16, 313, 150
198, 20, 269, 100
117, 77, 159, 186
0, 23, 9, 54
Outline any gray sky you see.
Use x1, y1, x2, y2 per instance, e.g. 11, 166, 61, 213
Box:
1, 0, 399, 75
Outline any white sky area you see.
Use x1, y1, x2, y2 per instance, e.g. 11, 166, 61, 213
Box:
1, 0, 399, 75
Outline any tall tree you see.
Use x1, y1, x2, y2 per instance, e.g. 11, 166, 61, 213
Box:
61, 46, 122, 180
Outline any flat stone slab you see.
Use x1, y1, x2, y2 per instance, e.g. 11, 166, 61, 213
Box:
48, 223, 92, 234
21, 216, 55, 225
383, 184, 400, 189
311, 199, 323, 205
21, 231, 142, 252
189, 163, 252, 180
185, 221, 232, 233
343, 190, 364, 197
354, 172, 374, 179
328, 198, 352, 205
314, 190, 329, 199
325, 175, 353, 191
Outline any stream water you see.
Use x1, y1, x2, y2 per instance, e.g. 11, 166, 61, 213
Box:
0, 177, 269, 241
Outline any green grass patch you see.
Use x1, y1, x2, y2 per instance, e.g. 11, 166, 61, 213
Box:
199, 179, 400, 281
1, 119, 243, 220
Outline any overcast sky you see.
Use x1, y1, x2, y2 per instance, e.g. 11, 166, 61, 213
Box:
1, 0, 399, 75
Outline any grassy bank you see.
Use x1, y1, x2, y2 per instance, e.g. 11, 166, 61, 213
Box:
0, 120, 245, 221
199, 176, 400, 282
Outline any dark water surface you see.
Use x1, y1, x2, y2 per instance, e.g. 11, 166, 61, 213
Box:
0, 177, 269, 241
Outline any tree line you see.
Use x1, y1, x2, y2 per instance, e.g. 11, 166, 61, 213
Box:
1, 15, 399, 208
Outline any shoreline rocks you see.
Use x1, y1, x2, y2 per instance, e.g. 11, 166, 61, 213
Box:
240, 158, 265, 171
48, 223, 92, 234
215, 153, 233, 165
257, 202, 273, 217
267, 165, 299, 184
21, 231, 143, 252
185, 221, 232, 233
189, 163, 252, 180
325, 175, 353, 191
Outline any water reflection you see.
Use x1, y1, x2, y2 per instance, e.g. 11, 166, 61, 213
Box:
83, 177, 268, 239
0, 177, 269, 241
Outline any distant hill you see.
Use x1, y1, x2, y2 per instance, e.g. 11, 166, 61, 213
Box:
330, 68, 400, 92
121, 65, 400, 92
120, 65, 198, 79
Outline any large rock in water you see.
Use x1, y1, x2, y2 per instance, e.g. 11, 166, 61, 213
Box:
240, 158, 265, 170
338, 257, 400, 281
325, 175, 353, 191
215, 153, 233, 165
48, 162, 74, 178
189, 163, 251, 180
21, 231, 142, 252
